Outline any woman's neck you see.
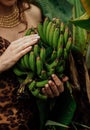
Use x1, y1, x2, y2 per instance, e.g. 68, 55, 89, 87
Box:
0, 4, 16, 16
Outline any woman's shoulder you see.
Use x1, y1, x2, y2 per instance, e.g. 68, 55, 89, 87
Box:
24, 3, 42, 23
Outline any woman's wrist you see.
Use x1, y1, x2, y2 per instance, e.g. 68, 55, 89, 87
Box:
0, 57, 6, 73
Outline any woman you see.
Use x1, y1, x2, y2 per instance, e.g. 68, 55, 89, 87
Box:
0, 0, 68, 129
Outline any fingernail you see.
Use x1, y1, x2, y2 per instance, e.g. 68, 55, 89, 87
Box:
30, 46, 32, 49
29, 46, 32, 49
35, 36, 40, 39
45, 84, 48, 88
48, 80, 52, 84
52, 74, 55, 77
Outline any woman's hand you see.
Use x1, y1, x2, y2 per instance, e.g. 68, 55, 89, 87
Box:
42, 74, 68, 98
0, 34, 40, 72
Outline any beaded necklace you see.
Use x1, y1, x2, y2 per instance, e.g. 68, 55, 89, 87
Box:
0, 7, 24, 28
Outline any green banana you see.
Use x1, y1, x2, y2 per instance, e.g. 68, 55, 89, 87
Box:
58, 60, 65, 66
37, 23, 45, 43
52, 17, 57, 23
29, 51, 36, 72
16, 61, 25, 71
36, 56, 43, 76
20, 57, 27, 69
38, 93, 47, 100
46, 59, 58, 70
40, 47, 46, 63
13, 67, 27, 76
36, 80, 48, 88
52, 28, 60, 49
64, 48, 68, 59
48, 23, 56, 46
43, 17, 50, 37
55, 18, 61, 27
23, 53, 30, 69
57, 47, 63, 59
40, 70, 47, 79
50, 50, 57, 62
31, 88, 40, 97
64, 27, 69, 44
60, 22, 65, 33
57, 34, 64, 50
28, 80, 36, 91
34, 44, 40, 57
47, 68, 55, 77
65, 37, 72, 52
56, 65, 64, 74
46, 21, 53, 44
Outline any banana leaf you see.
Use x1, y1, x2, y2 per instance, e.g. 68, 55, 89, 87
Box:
81, 0, 90, 17
70, 12, 90, 32
68, 0, 88, 55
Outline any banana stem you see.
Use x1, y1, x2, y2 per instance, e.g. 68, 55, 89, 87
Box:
17, 73, 33, 96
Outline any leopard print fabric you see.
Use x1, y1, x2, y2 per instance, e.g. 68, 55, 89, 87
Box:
0, 37, 40, 130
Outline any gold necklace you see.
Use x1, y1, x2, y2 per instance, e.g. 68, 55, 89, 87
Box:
0, 7, 24, 28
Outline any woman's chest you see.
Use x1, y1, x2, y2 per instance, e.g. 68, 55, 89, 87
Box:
0, 25, 25, 42
0, 19, 38, 42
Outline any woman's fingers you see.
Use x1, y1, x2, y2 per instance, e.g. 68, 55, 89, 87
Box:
42, 84, 54, 98
12, 34, 39, 44
52, 74, 64, 92
41, 74, 67, 98
42, 87, 48, 97
48, 80, 59, 96
17, 46, 33, 59
12, 34, 40, 50
20, 35, 40, 47
10, 34, 40, 59
17, 38, 39, 52
62, 76, 69, 82
42, 80, 61, 98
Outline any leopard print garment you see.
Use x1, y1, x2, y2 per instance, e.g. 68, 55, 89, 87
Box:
0, 37, 40, 130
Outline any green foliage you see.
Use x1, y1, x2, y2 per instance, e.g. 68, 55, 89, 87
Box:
81, 0, 90, 17
68, 0, 88, 55
36, 0, 73, 23
70, 13, 90, 31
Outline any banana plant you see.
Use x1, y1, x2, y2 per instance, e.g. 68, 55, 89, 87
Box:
68, 0, 90, 106
69, 0, 90, 31
68, 0, 90, 69
80, 0, 90, 70
68, 0, 88, 55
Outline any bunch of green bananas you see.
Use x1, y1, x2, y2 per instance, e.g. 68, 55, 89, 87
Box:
13, 17, 72, 100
